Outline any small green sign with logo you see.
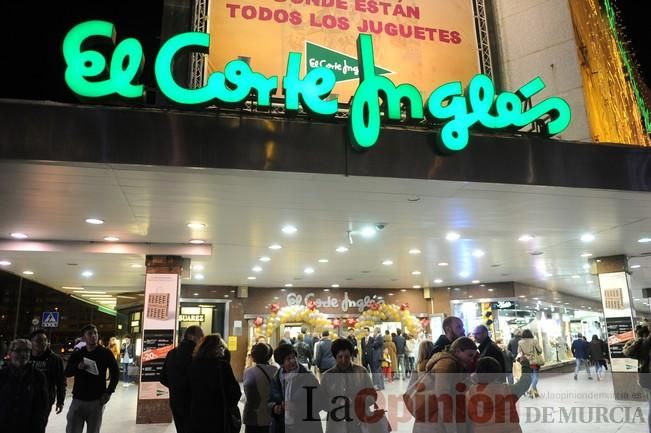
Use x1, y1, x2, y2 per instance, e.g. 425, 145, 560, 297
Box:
305, 41, 391, 84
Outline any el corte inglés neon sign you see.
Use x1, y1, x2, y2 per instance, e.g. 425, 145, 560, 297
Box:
63, 21, 572, 153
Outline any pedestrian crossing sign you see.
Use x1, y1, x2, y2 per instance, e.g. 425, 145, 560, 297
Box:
42, 311, 59, 328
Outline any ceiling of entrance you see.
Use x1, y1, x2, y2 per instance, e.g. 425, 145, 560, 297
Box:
1, 160, 651, 313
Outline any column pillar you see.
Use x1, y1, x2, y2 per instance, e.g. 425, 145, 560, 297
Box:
136, 255, 184, 424
595, 255, 644, 401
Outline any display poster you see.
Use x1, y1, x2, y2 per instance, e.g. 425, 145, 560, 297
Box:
598, 272, 636, 372
228, 335, 238, 352
140, 273, 179, 400
208, 0, 480, 102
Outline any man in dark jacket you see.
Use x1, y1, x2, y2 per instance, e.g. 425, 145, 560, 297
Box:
572, 333, 593, 380
30, 329, 66, 424
65, 324, 120, 433
0, 338, 49, 433
160, 325, 204, 433
314, 330, 336, 373
432, 316, 465, 354
370, 327, 384, 390
508, 329, 522, 355
473, 325, 506, 374
361, 327, 373, 372
393, 328, 406, 379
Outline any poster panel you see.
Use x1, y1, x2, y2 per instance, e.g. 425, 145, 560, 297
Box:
598, 272, 636, 372
208, 0, 481, 102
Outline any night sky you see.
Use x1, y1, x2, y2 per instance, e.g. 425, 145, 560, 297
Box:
614, 1, 651, 89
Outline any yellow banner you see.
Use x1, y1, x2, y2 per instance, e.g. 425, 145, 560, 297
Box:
208, 0, 481, 102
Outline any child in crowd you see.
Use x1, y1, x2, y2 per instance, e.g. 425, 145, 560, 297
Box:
381, 347, 393, 382
466, 356, 532, 433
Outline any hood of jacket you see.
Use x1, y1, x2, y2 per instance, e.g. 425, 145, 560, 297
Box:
425, 351, 463, 373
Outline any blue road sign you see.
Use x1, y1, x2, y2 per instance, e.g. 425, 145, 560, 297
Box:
42, 311, 59, 328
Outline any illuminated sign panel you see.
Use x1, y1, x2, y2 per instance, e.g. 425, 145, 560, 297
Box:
207, 0, 481, 102
63, 21, 572, 153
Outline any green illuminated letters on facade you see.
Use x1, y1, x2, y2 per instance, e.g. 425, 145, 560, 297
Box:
62, 21, 572, 154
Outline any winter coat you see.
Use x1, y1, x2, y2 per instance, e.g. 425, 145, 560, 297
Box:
320, 363, 375, 433
295, 341, 312, 366
517, 338, 543, 368
243, 363, 278, 427
315, 338, 336, 371
384, 335, 398, 371
477, 339, 506, 373
571, 338, 590, 360
432, 335, 453, 354
269, 363, 323, 433
0, 364, 49, 433
589, 340, 606, 362
189, 358, 242, 433
160, 339, 196, 409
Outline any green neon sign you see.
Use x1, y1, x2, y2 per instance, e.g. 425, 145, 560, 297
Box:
63, 21, 571, 153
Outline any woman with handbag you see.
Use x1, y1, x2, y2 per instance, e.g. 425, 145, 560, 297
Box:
517, 330, 543, 398
190, 335, 242, 433
269, 344, 323, 433
244, 343, 278, 433
320, 338, 381, 433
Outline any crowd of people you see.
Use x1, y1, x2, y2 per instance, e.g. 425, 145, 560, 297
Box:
0, 318, 617, 433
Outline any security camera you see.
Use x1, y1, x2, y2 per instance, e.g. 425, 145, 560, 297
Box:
375, 223, 386, 231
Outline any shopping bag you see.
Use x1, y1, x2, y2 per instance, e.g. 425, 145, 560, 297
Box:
512, 361, 522, 382
402, 370, 436, 418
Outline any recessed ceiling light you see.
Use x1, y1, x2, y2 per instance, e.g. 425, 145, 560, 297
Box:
533, 297, 540, 300
82, 270, 94, 277
269, 244, 282, 250
187, 222, 206, 229
62, 286, 84, 290
248, 276, 256, 280
23, 270, 34, 275
360, 226, 377, 238
323, 289, 330, 292
401, 289, 407, 292
631, 264, 641, 269
130, 264, 142, 268
259, 256, 271, 262
284, 283, 293, 287
519, 295, 526, 298
252, 266, 263, 273
518, 234, 534, 242
304, 267, 315, 274
74, 290, 104, 294
10, 232, 28, 239
103, 236, 120, 242
388, 293, 394, 296
382, 260, 394, 266
411, 270, 421, 275
586, 280, 594, 284
336, 246, 348, 253
459, 272, 470, 278
194, 274, 205, 280
488, 288, 494, 292
580, 233, 595, 242
580, 253, 593, 258
434, 278, 443, 284
438, 262, 449, 267
85, 218, 104, 225
472, 250, 485, 258
194, 293, 199, 296
0, 260, 11, 266
446, 232, 460, 241
412, 285, 421, 289
318, 258, 329, 263
189, 239, 205, 244
331, 284, 339, 288
192, 264, 204, 271
571, 275, 580, 279
582, 264, 590, 270
638, 238, 651, 243
472, 280, 480, 284
544, 273, 553, 277
409, 249, 421, 255
282, 225, 297, 234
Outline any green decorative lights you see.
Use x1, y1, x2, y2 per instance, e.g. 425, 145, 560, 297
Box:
63, 21, 572, 153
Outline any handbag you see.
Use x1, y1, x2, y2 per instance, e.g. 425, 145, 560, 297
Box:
219, 363, 242, 433
360, 404, 392, 433
402, 368, 436, 418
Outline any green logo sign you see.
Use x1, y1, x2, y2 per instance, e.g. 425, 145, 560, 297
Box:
305, 41, 391, 84
63, 21, 572, 154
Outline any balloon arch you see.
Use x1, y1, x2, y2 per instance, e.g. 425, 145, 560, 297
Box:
254, 302, 425, 339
